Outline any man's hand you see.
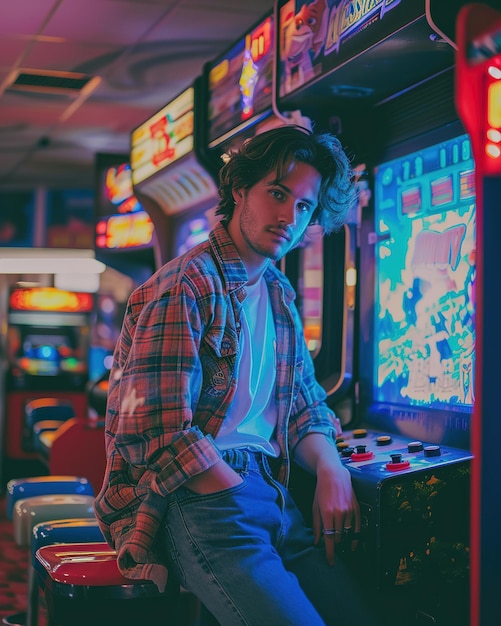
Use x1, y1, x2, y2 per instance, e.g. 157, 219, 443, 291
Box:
293, 432, 361, 565
312, 460, 360, 565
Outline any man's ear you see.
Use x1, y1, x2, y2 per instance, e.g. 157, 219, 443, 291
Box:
232, 188, 243, 204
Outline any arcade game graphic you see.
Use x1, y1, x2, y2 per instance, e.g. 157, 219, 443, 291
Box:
373, 132, 476, 413
278, 0, 403, 98
207, 12, 274, 146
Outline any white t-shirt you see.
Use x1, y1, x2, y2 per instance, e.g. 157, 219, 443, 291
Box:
215, 276, 279, 456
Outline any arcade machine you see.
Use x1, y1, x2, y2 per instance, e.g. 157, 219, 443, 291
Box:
130, 84, 217, 264
93, 154, 159, 379
4, 286, 93, 467
274, 1, 482, 623
281, 187, 360, 410
95, 155, 159, 284
353, 116, 475, 626
455, 5, 501, 626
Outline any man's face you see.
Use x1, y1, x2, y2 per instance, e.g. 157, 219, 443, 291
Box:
230, 160, 321, 268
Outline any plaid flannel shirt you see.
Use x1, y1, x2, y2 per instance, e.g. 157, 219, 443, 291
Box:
94, 221, 341, 590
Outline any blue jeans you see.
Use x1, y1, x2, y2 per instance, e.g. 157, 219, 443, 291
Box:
164, 448, 376, 626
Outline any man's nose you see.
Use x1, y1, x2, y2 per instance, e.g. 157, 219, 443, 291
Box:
278, 201, 297, 226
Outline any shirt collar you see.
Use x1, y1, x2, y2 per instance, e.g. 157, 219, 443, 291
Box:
209, 221, 248, 293
209, 220, 296, 304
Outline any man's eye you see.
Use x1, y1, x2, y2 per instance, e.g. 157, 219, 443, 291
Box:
297, 203, 312, 213
270, 189, 284, 200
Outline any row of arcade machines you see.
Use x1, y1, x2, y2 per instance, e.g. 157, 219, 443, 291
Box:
272, 4, 475, 626
1, 156, 156, 480
281, 3, 499, 625
88, 2, 498, 625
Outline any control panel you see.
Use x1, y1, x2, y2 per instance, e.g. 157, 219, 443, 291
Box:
337, 428, 472, 483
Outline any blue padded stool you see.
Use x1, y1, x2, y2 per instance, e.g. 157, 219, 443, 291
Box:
23, 398, 75, 452
27, 518, 105, 626
13, 494, 96, 548
6, 475, 94, 520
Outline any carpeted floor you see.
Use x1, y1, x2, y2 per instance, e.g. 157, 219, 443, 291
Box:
0, 496, 47, 626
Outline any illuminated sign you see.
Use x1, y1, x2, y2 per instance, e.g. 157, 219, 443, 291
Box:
95, 211, 154, 250
324, 0, 400, 55
278, 0, 402, 97
103, 163, 143, 214
131, 88, 195, 185
105, 163, 134, 205
486, 69, 501, 162
207, 13, 274, 144
457, 13, 501, 175
9, 288, 93, 312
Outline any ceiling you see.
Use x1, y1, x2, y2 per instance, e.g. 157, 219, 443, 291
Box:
0, 0, 274, 190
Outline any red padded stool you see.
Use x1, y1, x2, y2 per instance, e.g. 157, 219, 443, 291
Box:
35, 542, 181, 626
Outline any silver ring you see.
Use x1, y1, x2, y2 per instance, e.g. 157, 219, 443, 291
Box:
322, 528, 342, 535
343, 526, 353, 532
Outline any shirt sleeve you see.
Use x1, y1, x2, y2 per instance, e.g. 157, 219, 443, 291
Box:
113, 277, 222, 495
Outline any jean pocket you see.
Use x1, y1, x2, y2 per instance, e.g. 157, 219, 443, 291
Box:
174, 474, 247, 505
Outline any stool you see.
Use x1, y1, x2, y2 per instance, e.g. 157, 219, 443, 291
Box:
31, 420, 67, 453
13, 494, 96, 548
6, 476, 93, 520
4, 482, 94, 626
23, 398, 75, 452
31, 518, 105, 581
35, 542, 181, 626
27, 519, 105, 626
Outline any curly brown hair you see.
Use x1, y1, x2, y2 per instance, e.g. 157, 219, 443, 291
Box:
216, 125, 356, 234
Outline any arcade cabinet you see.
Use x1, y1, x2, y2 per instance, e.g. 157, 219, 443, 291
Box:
93, 155, 159, 381
4, 286, 93, 474
130, 84, 217, 264
273, 1, 483, 623
94, 156, 159, 286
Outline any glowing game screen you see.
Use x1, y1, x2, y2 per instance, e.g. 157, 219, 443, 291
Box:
207, 12, 274, 146
14, 331, 82, 377
8, 322, 89, 382
175, 214, 210, 257
373, 133, 476, 412
7, 287, 91, 386
96, 163, 154, 251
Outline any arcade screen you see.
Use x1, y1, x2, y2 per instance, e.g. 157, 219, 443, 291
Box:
174, 212, 211, 257
12, 329, 85, 377
372, 132, 476, 413
7, 287, 92, 388
207, 12, 274, 146
130, 87, 194, 186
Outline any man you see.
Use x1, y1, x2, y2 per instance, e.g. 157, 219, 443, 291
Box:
94, 126, 377, 625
